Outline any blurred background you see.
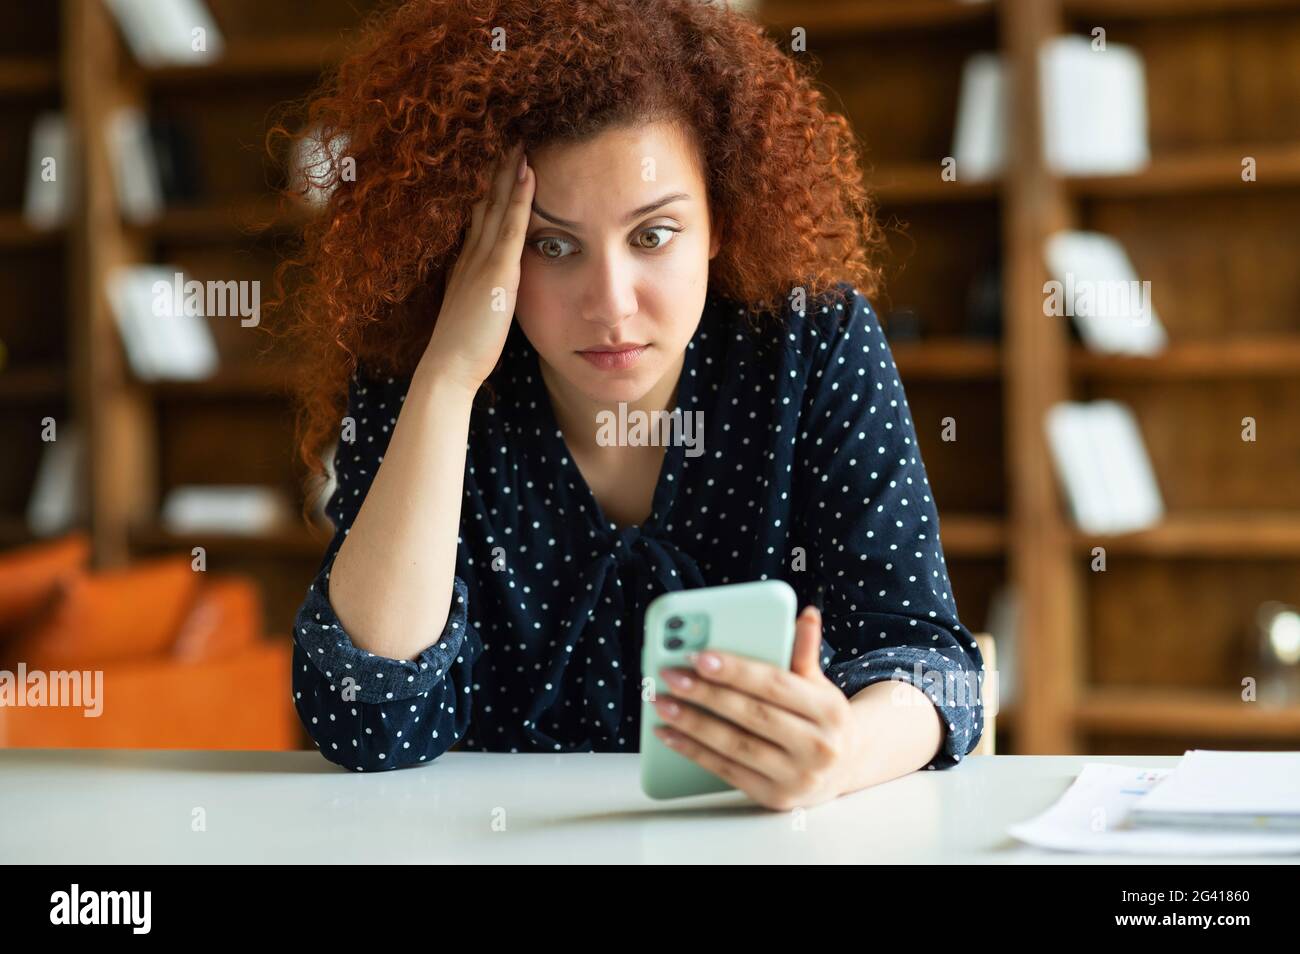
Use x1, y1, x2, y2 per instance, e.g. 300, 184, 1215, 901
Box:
1, 0, 1297, 756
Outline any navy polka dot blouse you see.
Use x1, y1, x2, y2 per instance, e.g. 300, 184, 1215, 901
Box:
291, 281, 986, 773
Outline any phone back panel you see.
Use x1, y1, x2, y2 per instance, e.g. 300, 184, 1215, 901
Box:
639, 579, 797, 799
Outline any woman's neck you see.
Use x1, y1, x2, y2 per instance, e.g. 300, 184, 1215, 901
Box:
538, 348, 686, 457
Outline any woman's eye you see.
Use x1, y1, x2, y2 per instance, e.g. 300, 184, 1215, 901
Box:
635, 226, 680, 250
532, 236, 576, 260
529, 225, 681, 261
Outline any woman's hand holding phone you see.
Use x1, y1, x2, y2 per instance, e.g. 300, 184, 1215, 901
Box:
419, 141, 535, 396
651, 604, 860, 811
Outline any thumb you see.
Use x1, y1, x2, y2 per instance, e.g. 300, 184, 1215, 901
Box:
790, 605, 824, 678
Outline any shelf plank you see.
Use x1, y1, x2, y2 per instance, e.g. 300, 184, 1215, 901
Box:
125, 197, 315, 242
1065, 0, 1300, 19
937, 513, 1007, 556
869, 163, 1000, 203
131, 523, 331, 558
891, 339, 1002, 379
760, 0, 997, 33
0, 365, 68, 400
136, 34, 354, 83
140, 364, 297, 399
1065, 144, 1300, 197
1077, 687, 1300, 740
0, 55, 59, 95
1074, 512, 1300, 558
0, 212, 64, 249
1070, 337, 1300, 379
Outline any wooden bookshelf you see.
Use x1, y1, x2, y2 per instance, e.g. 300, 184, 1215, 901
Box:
758, 0, 1300, 756
3, 0, 1297, 760
0, 0, 386, 649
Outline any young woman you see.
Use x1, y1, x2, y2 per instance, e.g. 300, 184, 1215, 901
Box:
277, 0, 986, 810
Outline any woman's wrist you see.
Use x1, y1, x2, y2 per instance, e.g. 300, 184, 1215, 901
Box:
412, 348, 483, 409
836, 679, 947, 796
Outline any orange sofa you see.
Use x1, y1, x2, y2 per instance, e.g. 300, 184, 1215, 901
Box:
0, 533, 296, 749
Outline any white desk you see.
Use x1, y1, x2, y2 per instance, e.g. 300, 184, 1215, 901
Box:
0, 750, 1286, 863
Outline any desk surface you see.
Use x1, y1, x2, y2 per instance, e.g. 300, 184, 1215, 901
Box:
0, 750, 1284, 863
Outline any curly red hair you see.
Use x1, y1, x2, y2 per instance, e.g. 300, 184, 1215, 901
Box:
267, 0, 884, 500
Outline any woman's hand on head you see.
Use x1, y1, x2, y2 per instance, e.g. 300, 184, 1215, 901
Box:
420, 141, 535, 395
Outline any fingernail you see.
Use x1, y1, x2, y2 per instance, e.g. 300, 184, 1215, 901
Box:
695, 652, 721, 673
516, 152, 527, 181
655, 698, 681, 718
662, 669, 693, 690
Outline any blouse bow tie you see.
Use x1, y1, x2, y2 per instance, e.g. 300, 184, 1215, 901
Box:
521, 524, 706, 752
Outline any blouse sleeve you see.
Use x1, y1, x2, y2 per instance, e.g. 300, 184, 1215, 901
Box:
291, 365, 482, 772
790, 282, 986, 770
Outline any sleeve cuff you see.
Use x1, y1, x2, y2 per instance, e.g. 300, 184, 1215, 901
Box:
825, 643, 985, 770
293, 564, 472, 705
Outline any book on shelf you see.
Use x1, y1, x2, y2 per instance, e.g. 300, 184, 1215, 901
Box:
951, 52, 1005, 182
1045, 399, 1164, 535
1039, 35, 1150, 176
27, 425, 85, 537
160, 485, 294, 535
106, 107, 203, 222
106, 264, 219, 381
984, 582, 1018, 708
23, 112, 72, 230
1044, 230, 1167, 355
104, 0, 225, 68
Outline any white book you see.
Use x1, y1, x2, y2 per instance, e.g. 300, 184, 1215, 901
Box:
107, 264, 219, 380
1131, 750, 1300, 831
105, 0, 224, 67
984, 583, 1018, 707
1045, 230, 1167, 355
105, 106, 164, 223
23, 112, 70, 229
27, 425, 84, 536
1088, 399, 1164, 532
161, 485, 292, 534
951, 52, 1005, 181
1045, 400, 1163, 535
1040, 34, 1150, 176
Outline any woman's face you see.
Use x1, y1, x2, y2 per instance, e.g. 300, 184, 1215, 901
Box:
515, 120, 720, 409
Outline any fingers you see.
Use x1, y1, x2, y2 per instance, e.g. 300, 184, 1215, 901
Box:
480, 142, 527, 253
464, 142, 522, 260
685, 647, 832, 724
653, 726, 782, 805
490, 152, 534, 266
790, 604, 824, 678
657, 669, 826, 759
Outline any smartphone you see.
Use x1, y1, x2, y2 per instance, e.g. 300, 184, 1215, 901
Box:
639, 579, 798, 799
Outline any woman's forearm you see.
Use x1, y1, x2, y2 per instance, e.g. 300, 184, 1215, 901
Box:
327, 358, 477, 662
836, 679, 947, 796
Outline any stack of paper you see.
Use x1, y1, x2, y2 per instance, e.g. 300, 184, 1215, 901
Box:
1130, 750, 1300, 832
1010, 753, 1300, 856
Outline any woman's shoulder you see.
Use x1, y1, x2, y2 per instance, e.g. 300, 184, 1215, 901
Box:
719, 280, 880, 377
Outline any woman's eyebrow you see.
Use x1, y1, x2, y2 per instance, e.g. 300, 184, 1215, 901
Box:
530, 192, 691, 229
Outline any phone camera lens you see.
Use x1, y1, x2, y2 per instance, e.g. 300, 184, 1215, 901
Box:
665, 636, 684, 650
666, 616, 685, 631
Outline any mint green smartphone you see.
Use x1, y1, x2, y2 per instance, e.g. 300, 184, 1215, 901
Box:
639, 579, 798, 799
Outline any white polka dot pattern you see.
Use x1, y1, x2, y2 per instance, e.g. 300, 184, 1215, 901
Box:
291, 281, 986, 772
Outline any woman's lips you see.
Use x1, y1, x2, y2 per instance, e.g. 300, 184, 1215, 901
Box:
577, 344, 648, 370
